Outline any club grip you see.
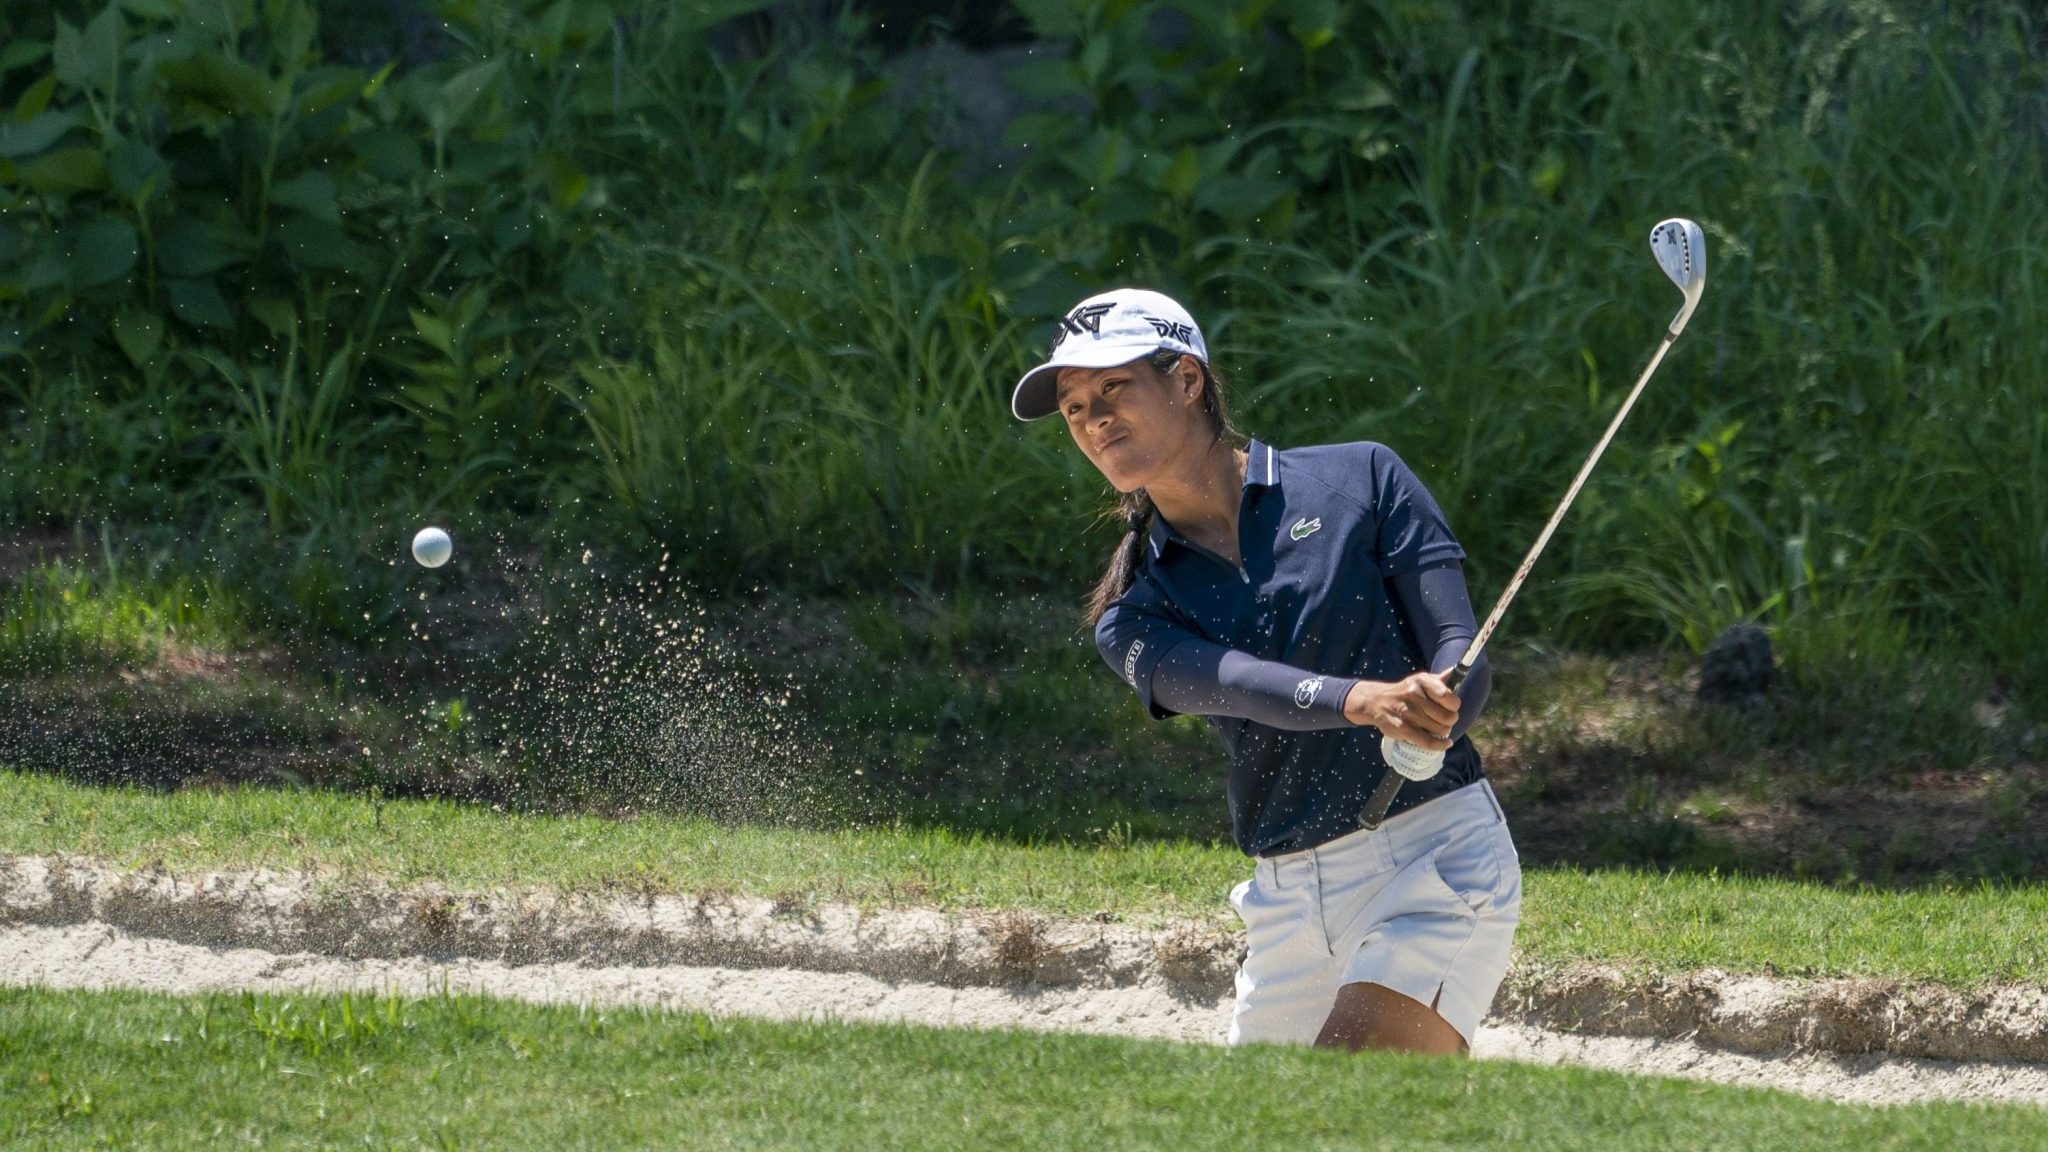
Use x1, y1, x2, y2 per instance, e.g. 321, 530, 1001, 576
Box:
1443, 663, 1469, 693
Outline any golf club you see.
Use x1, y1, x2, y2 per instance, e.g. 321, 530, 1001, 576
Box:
1360, 217, 1708, 831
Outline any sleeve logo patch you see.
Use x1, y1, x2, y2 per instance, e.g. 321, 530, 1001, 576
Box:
1294, 675, 1325, 709
1289, 517, 1322, 541
1123, 639, 1145, 684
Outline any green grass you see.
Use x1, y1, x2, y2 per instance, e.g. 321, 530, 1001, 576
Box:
3, 538, 2039, 885
1517, 870, 2048, 984
0, 770, 1238, 922
2, 987, 2044, 1150
6, 537, 2039, 885
8, 772, 2048, 985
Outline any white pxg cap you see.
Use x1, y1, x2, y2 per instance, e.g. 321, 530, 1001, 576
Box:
1011, 288, 1209, 421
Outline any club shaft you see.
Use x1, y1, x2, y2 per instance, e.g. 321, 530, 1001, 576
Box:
1359, 767, 1403, 830
1363, 331, 1679, 832
1452, 328, 1681, 680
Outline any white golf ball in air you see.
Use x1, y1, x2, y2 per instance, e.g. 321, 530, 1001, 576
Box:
411, 526, 453, 568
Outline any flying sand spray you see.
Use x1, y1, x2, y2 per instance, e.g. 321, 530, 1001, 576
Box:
1363, 218, 1708, 830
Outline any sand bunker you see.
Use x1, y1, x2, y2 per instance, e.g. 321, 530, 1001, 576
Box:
4, 855, 2044, 1108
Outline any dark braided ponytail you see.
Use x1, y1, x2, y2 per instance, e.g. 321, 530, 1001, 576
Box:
1084, 349, 1246, 627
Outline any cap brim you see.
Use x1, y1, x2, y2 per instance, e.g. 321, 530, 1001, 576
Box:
1010, 342, 1164, 421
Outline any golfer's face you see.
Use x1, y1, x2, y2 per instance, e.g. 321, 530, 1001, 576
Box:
1055, 359, 1201, 493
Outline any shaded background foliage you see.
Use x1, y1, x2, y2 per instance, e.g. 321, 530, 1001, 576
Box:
2, 0, 2045, 708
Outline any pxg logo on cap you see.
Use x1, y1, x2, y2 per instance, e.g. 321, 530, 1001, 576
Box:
1050, 303, 1116, 351
1011, 288, 1209, 421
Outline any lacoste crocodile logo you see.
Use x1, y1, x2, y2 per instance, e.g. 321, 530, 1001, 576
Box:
1290, 517, 1322, 541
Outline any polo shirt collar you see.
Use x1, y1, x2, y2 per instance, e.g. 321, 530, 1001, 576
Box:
1146, 439, 1280, 558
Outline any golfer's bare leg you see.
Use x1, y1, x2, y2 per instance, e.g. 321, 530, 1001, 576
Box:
1314, 981, 1467, 1055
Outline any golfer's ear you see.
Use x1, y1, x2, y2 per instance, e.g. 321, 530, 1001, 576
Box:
1179, 356, 1203, 399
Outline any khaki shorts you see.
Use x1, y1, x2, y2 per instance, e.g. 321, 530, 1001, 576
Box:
1226, 779, 1521, 1046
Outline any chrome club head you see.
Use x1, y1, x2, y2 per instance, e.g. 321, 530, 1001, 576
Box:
1649, 217, 1706, 337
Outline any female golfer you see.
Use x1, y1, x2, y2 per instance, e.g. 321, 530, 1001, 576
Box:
1012, 289, 1520, 1054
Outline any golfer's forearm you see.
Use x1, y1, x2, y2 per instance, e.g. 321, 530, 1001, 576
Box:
1148, 640, 1359, 730
1428, 637, 1491, 740
1392, 563, 1493, 740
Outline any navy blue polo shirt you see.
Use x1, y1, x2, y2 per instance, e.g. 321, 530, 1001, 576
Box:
1095, 439, 1483, 857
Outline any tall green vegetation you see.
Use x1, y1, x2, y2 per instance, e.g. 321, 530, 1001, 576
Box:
3, 0, 2044, 702
0, 0, 657, 631
0, 543, 250, 677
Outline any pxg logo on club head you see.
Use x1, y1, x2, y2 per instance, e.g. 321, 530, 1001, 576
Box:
1648, 218, 1706, 337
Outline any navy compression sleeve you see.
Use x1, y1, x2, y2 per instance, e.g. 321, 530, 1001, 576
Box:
1131, 563, 1491, 735
1391, 561, 1493, 740
1146, 640, 1360, 730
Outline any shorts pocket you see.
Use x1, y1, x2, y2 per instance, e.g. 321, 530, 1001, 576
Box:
1231, 869, 1331, 961
1230, 874, 1290, 932
1424, 823, 1516, 917
1228, 877, 1255, 924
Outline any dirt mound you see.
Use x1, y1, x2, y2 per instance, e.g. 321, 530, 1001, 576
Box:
1504, 964, 2048, 1064
7, 854, 2046, 1069
0, 855, 1240, 993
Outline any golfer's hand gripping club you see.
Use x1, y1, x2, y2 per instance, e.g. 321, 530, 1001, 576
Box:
1361, 218, 1706, 831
